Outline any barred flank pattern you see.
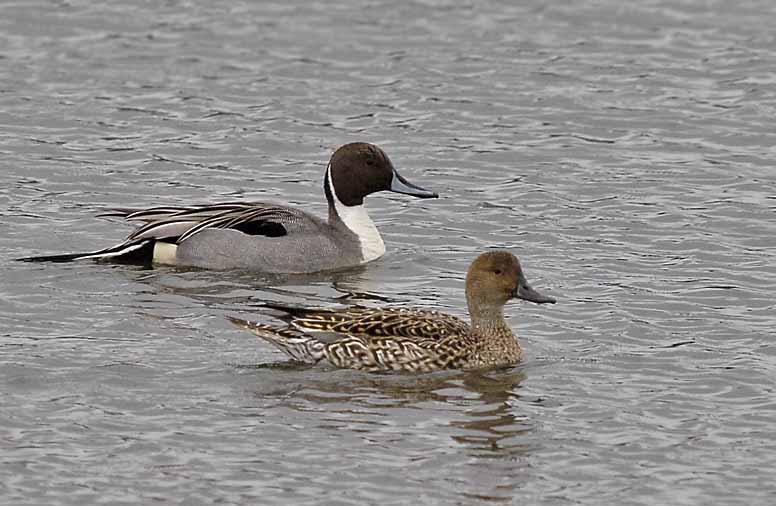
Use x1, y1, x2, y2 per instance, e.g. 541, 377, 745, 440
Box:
323, 334, 478, 372
230, 307, 520, 372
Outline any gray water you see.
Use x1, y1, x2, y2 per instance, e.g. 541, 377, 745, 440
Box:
2, 0, 775, 504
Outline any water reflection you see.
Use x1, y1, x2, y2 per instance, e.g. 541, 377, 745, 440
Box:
245, 365, 531, 457
449, 371, 532, 457
125, 261, 399, 311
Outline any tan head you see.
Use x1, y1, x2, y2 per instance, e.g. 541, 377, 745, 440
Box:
465, 250, 555, 319
325, 142, 438, 207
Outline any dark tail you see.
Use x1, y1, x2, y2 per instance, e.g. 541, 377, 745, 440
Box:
19, 252, 100, 263
17, 239, 156, 266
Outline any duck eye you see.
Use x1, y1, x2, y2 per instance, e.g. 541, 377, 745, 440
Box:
366, 159, 375, 166
494, 269, 502, 275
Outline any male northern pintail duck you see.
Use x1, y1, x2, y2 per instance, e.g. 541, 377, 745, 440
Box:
228, 251, 556, 372
19, 142, 437, 273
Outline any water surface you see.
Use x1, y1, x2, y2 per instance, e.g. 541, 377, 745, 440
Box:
2, 1, 775, 505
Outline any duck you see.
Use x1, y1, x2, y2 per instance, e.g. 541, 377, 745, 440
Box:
18, 142, 438, 273
228, 250, 556, 372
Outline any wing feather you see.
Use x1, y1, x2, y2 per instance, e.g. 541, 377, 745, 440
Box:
276, 305, 470, 342
99, 202, 320, 243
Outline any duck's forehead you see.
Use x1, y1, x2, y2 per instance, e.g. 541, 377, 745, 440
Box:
361, 143, 386, 163
373, 145, 387, 159
332, 143, 393, 168
466, 254, 519, 281
334, 142, 370, 158
496, 256, 520, 274
501, 253, 520, 269
479, 251, 517, 266
353, 142, 373, 155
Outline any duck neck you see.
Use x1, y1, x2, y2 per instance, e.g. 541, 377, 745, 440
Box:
325, 165, 386, 263
467, 298, 512, 336
466, 294, 521, 367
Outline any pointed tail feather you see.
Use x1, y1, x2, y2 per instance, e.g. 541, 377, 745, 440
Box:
18, 252, 98, 263
96, 207, 143, 218
262, 301, 338, 318
227, 316, 326, 363
17, 239, 155, 266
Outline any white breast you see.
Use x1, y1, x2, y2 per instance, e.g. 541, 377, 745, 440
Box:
327, 169, 386, 263
335, 202, 386, 262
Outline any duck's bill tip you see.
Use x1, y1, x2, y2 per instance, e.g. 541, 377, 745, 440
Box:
516, 284, 557, 304
389, 171, 439, 198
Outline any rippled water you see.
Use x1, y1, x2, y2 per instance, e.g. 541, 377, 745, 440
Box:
2, 0, 775, 504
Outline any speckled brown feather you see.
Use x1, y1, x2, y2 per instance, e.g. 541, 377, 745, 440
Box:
277, 306, 470, 340
229, 251, 554, 373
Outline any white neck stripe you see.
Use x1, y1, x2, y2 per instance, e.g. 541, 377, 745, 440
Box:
327, 166, 385, 263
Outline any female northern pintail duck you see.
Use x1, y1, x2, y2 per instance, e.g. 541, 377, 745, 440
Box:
228, 251, 556, 372
20, 142, 437, 273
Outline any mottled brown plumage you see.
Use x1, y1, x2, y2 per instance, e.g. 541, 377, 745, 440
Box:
228, 251, 556, 372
